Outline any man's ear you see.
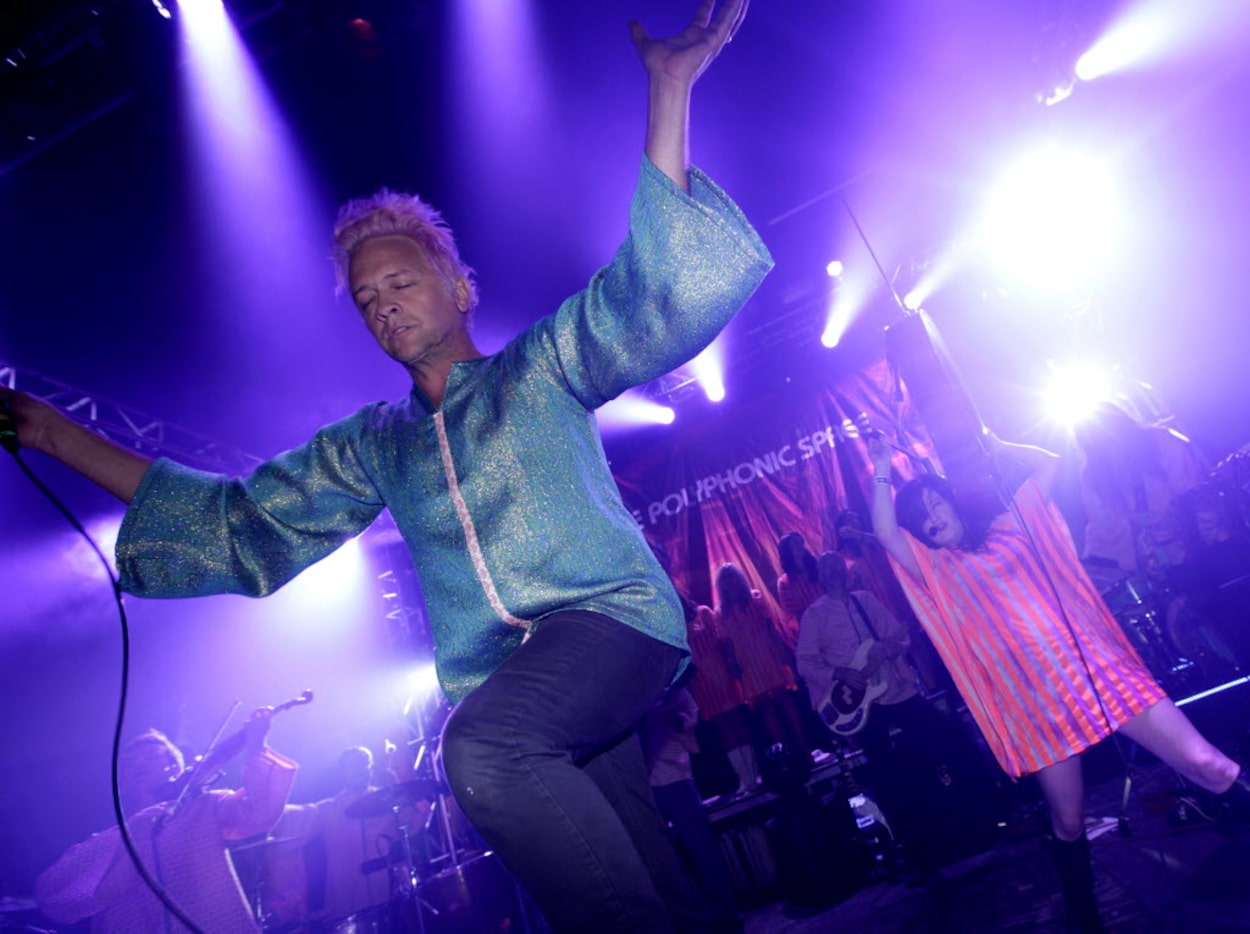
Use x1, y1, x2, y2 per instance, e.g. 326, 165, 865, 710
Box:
454, 277, 471, 313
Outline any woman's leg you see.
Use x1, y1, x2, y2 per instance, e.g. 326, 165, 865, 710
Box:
1034, 755, 1102, 932
1115, 698, 1240, 793
440, 611, 683, 934
1033, 754, 1086, 841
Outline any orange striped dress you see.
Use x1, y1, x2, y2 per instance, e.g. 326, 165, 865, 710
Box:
890, 479, 1165, 778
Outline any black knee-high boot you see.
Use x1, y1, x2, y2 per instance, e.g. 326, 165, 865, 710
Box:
1051, 833, 1103, 933
1220, 772, 1250, 822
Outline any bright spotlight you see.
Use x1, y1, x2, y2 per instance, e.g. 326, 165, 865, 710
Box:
152, 0, 174, 19
1042, 361, 1114, 426
825, 260, 844, 278
821, 269, 876, 350
1074, 1, 1250, 81
595, 393, 676, 429
822, 291, 855, 349
404, 663, 441, 701
1075, 9, 1167, 81
289, 534, 367, 605
691, 345, 725, 404
979, 146, 1118, 294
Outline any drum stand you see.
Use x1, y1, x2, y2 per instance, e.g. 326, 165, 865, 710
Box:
387, 803, 438, 933
408, 735, 467, 875
403, 714, 539, 933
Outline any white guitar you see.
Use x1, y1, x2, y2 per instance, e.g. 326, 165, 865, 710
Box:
816, 639, 889, 736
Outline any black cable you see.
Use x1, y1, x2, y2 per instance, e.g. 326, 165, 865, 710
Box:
4, 447, 209, 934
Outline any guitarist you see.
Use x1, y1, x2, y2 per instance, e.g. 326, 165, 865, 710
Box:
796, 552, 964, 876
796, 553, 921, 734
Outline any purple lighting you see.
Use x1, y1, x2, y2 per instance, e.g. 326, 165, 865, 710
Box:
691, 345, 726, 403
596, 393, 676, 430
1076, 0, 1250, 81
978, 146, 1118, 295
448, 0, 551, 203
175, 0, 325, 312
1041, 360, 1115, 426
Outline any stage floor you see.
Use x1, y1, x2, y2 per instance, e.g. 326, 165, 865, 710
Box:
742, 756, 1250, 933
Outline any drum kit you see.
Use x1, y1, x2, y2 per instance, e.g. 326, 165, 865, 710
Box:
1091, 569, 1204, 693
237, 728, 539, 934
1087, 557, 1241, 697
1102, 455, 1250, 692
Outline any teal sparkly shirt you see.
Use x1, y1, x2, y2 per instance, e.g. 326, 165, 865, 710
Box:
116, 158, 773, 703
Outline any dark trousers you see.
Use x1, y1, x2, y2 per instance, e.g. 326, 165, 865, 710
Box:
440, 610, 709, 933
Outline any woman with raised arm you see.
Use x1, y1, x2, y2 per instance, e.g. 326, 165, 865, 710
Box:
866, 431, 1246, 932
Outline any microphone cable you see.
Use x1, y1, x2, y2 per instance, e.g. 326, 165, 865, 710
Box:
0, 427, 209, 934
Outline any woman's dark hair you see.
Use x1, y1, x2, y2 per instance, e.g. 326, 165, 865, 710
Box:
895, 473, 995, 551
715, 562, 753, 612
778, 532, 818, 582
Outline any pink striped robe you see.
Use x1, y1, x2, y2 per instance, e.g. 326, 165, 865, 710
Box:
891, 479, 1165, 778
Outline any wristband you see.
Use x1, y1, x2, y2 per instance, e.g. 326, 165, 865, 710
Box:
873, 475, 891, 484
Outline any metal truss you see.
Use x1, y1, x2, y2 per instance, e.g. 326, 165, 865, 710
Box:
1, 360, 263, 475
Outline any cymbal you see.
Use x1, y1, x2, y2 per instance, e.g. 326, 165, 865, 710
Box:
230, 835, 301, 852
345, 779, 445, 819
0, 896, 36, 913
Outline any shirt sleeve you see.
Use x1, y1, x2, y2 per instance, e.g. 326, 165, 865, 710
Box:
34, 827, 121, 924
534, 157, 773, 409
116, 411, 385, 598
796, 602, 833, 705
214, 747, 299, 842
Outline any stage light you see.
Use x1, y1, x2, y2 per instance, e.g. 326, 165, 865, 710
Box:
1074, 0, 1250, 82
821, 292, 852, 349
821, 269, 875, 350
825, 260, 844, 279
979, 146, 1117, 294
287, 534, 367, 606
691, 345, 726, 404
1075, 15, 1163, 82
403, 663, 442, 704
152, 0, 173, 20
596, 393, 676, 430
899, 243, 962, 313
1042, 361, 1114, 426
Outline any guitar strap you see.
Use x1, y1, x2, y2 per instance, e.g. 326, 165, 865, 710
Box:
847, 593, 881, 643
